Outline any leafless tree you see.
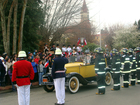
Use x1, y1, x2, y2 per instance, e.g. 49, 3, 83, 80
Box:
41, 0, 83, 45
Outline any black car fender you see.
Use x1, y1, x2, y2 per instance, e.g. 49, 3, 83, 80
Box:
66, 72, 88, 85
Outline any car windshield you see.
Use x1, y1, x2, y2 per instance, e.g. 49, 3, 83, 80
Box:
68, 54, 93, 65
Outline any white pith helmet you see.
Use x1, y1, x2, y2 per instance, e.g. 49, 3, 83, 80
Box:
18, 51, 27, 58
55, 49, 62, 55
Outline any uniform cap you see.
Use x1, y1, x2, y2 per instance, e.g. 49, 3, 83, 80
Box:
18, 51, 27, 58
55, 49, 62, 55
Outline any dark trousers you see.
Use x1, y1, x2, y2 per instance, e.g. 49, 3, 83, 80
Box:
97, 74, 105, 94
123, 73, 129, 87
113, 73, 120, 90
130, 71, 136, 85
137, 70, 140, 84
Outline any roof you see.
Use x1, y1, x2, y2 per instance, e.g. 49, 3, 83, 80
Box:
82, 0, 88, 12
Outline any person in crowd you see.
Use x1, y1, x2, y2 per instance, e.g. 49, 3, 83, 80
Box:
27, 55, 32, 62
50, 44, 56, 54
111, 49, 121, 91
44, 43, 49, 54
31, 59, 38, 82
8, 65, 16, 91
72, 49, 79, 56
62, 45, 67, 57
67, 45, 72, 57
12, 51, 34, 105
37, 60, 44, 86
42, 55, 46, 65
48, 56, 52, 68
56, 44, 60, 50
5, 58, 12, 85
94, 48, 106, 95
12, 56, 17, 65
34, 54, 40, 64
33, 49, 38, 56
51, 49, 68, 105
128, 48, 136, 86
136, 47, 140, 84
0, 57, 6, 86
73, 45, 76, 49
76, 45, 82, 54
121, 48, 130, 88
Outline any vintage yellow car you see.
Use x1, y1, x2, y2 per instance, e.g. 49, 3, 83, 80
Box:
42, 55, 112, 93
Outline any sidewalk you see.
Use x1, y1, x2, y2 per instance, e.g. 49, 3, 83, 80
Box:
0, 82, 39, 93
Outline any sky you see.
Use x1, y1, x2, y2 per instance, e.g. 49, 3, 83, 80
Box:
86, 0, 140, 29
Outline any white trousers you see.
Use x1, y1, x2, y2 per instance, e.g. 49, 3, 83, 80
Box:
54, 78, 65, 104
17, 85, 30, 105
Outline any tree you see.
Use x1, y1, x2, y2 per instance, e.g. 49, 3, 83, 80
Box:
18, 0, 27, 52
40, 0, 83, 45
113, 26, 140, 49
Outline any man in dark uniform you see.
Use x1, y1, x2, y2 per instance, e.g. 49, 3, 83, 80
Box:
136, 47, 140, 84
111, 48, 121, 90
128, 48, 136, 86
12, 51, 34, 105
94, 48, 106, 95
0, 57, 6, 86
120, 48, 131, 88
52, 49, 68, 105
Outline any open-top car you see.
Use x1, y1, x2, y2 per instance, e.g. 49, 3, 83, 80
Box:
41, 55, 112, 93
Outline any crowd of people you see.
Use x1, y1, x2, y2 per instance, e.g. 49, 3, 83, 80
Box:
0, 43, 83, 91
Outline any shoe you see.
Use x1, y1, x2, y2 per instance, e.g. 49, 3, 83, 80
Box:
121, 86, 124, 88
111, 88, 114, 91
129, 84, 132, 86
55, 103, 64, 105
96, 92, 104, 95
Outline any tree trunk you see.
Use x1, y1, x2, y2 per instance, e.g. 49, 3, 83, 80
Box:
13, 0, 18, 54
0, 1, 7, 53
18, 0, 27, 52
7, 1, 14, 55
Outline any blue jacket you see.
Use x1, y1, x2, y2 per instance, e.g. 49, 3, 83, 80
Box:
51, 56, 68, 79
31, 62, 38, 73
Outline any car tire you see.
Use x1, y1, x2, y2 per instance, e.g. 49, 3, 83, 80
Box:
67, 76, 79, 94
43, 85, 54, 92
105, 71, 112, 86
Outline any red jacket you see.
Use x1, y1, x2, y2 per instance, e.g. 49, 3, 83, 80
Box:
34, 58, 40, 64
12, 60, 34, 86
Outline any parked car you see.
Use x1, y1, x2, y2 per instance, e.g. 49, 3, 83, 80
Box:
42, 55, 112, 93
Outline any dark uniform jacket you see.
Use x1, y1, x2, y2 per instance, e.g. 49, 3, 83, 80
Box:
136, 52, 140, 69
51, 56, 68, 79
95, 54, 106, 74
111, 55, 121, 78
121, 54, 130, 73
0, 60, 6, 81
129, 54, 136, 71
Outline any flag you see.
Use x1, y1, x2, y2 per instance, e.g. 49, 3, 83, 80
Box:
77, 38, 80, 45
81, 44, 84, 47
84, 39, 87, 45
44, 60, 49, 68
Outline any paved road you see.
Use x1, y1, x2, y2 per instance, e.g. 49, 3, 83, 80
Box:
1, 82, 140, 105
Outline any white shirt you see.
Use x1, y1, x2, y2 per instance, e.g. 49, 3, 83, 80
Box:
67, 47, 72, 52
62, 47, 67, 52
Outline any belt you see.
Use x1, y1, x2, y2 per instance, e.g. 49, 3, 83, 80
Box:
55, 70, 65, 73
16, 75, 29, 78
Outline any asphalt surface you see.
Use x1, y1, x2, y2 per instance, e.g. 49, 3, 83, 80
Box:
1, 81, 140, 105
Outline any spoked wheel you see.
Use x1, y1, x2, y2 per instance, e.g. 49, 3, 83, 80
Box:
105, 71, 112, 86
67, 76, 79, 94
43, 85, 54, 92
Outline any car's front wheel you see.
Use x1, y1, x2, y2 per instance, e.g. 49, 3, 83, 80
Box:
105, 71, 112, 86
67, 76, 79, 94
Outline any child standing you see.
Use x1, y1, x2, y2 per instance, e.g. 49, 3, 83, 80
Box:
37, 60, 44, 86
